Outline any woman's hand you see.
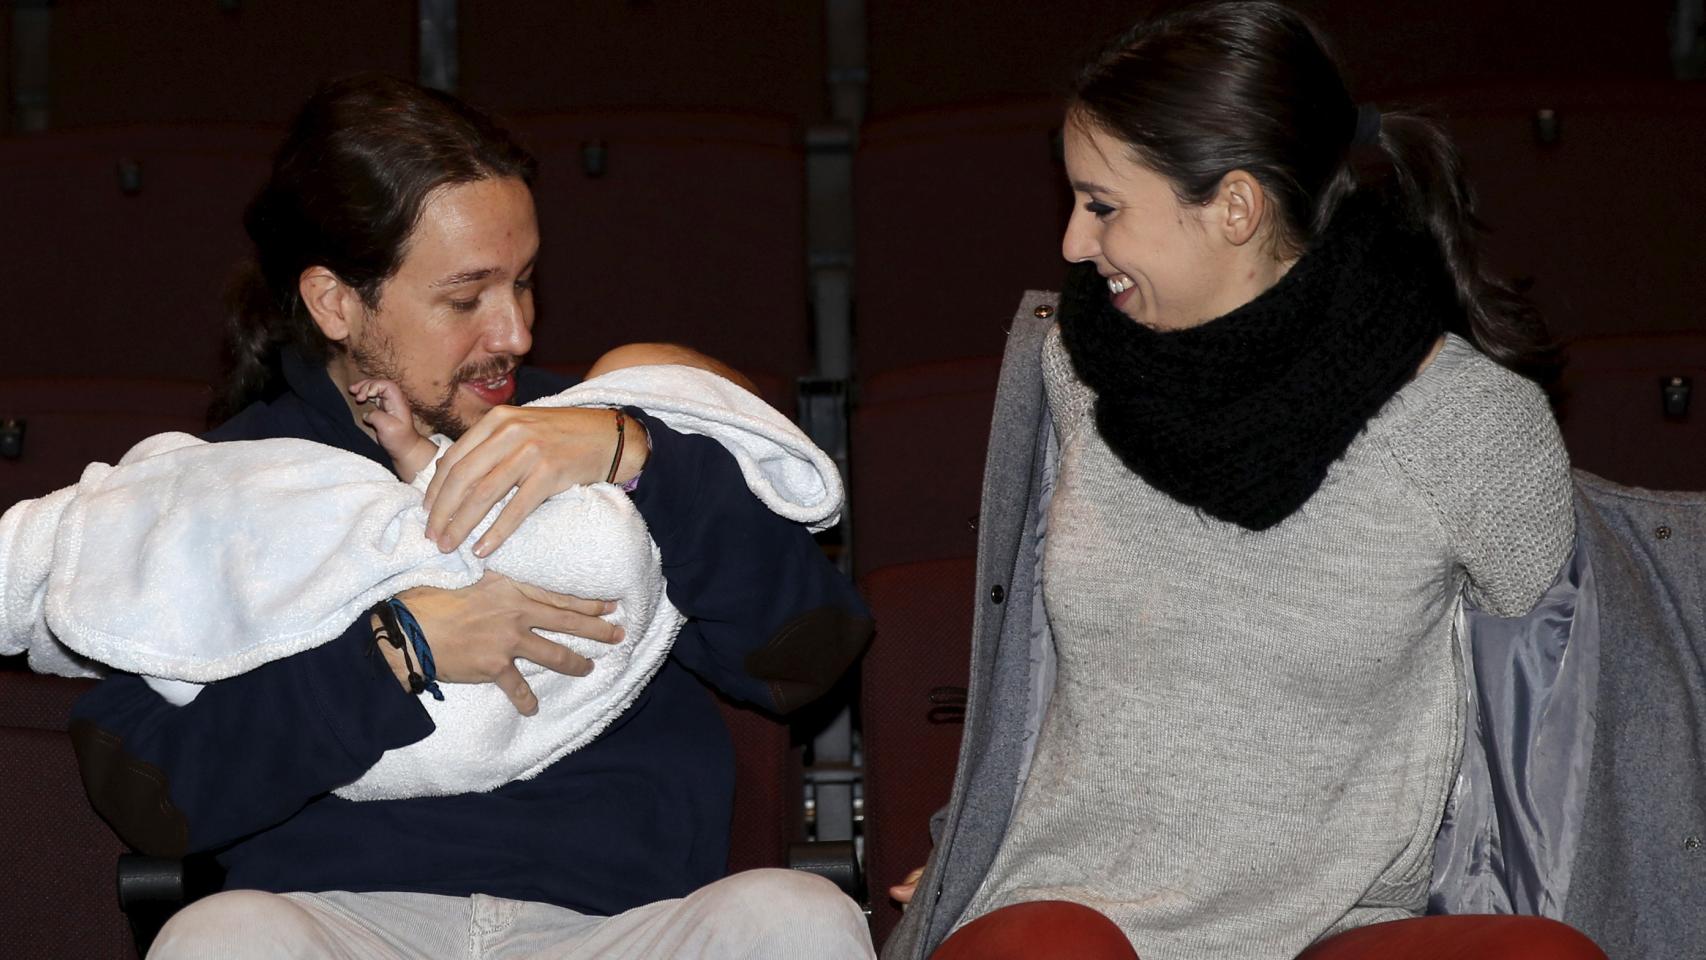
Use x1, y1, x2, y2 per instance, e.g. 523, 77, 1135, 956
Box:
422, 405, 648, 556
390, 573, 623, 716
890, 865, 926, 906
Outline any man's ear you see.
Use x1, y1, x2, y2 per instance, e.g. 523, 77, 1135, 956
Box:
299, 266, 361, 343
1214, 170, 1268, 247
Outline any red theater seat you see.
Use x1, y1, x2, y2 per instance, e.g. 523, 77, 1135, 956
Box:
0, 378, 211, 510
860, 556, 978, 945
43, 0, 413, 128
506, 112, 812, 382
460, 1, 824, 123
854, 100, 1069, 377
1433, 81, 1706, 343
0, 125, 275, 383
714, 693, 805, 874
0, 672, 136, 959
1555, 332, 1706, 491
863, 0, 1671, 117
851, 358, 1001, 575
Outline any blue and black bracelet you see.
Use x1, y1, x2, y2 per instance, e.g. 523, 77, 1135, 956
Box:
373, 598, 445, 701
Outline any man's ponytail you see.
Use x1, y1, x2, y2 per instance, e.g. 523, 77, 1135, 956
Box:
210, 75, 536, 424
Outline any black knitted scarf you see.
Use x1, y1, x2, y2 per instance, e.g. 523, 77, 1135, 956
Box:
1055, 192, 1458, 531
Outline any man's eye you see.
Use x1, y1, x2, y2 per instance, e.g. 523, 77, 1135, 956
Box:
515, 277, 534, 293
448, 297, 479, 312
1085, 200, 1116, 219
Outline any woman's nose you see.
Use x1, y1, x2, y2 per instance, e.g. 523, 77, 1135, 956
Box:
1061, 212, 1100, 264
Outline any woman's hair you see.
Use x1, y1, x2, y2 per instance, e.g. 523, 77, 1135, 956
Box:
215, 75, 537, 421
1071, 0, 1554, 378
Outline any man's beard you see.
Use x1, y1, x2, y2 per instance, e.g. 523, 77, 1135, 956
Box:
348, 323, 515, 440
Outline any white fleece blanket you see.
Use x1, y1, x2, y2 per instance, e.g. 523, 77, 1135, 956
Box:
0, 364, 841, 801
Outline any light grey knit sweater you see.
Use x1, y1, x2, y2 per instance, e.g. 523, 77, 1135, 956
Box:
956, 331, 1574, 959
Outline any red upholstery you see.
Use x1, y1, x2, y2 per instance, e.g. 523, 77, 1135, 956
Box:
460, 2, 824, 122
712, 692, 803, 874
44, 0, 413, 128
860, 557, 977, 945
851, 359, 1000, 575
0, 378, 211, 510
0, 673, 135, 959
854, 100, 1069, 376
864, 1, 1671, 117
0, 126, 275, 382
929, 901, 1138, 960
1298, 915, 1607, 960
503, 112, 811, 382
1554, 332, 1706, 491
1435, 81, 1706, 342
0, 670, 96, 731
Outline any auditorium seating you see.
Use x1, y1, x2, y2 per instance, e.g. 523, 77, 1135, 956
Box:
859, 556, 978, 945
0, 378, 212, 511
1555, 332, 1706, 491
42, 0, 414, 128
853, 99, 1069, 377
505, 111, 813, 381
1433, 81, 1706, 343
0, 672, 136, 959
0, 125, 275, 384
863, 0, 1672, 116
459, 2, 825, 124
849, 357, 1001, 576
0, 669, 803, 957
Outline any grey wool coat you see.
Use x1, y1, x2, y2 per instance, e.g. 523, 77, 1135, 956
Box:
881, 293, 1706, 960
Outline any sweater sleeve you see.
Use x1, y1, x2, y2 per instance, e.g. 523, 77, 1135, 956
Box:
1387, 358, 1575, 617
68, 621, 434, 857
627, 410, 872, 714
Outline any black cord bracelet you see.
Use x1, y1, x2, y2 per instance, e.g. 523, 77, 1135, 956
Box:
372, 601, 427, 696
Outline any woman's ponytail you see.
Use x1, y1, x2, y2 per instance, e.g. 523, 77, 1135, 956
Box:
1372, 111, 1558, 380
1072, 1, 1557, 382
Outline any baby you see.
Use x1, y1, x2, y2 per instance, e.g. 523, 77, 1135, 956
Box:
350, 377, 457, 485
2, 364, 842, 800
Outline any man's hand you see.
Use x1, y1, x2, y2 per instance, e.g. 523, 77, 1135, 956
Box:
392, 573, 623, 716
423, 405, 648, 557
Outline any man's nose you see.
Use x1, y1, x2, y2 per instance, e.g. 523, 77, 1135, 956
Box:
485, 293, 532, 356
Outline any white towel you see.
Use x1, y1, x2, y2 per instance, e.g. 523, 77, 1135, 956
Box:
0, 364, 840, 800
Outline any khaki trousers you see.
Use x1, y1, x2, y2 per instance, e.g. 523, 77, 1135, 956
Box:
149, 868, 876, 960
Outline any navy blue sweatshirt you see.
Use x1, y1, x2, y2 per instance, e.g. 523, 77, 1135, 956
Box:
69, 353, 871, 915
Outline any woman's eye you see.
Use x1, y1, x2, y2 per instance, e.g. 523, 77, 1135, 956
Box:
1085, 199, 1116, 219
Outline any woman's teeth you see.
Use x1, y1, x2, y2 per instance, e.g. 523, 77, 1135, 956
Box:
1107, 275, 1131, 295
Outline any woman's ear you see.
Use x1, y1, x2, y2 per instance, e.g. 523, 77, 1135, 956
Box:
299, 266, 360, 343
1215, 170, 1268, 248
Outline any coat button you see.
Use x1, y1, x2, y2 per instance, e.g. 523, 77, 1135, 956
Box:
1033, 304, 1054, 319
1656, 526, 1672, 540
990, 584, 1006, 604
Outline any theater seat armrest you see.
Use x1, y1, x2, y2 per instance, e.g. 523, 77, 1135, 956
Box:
788, 840, 865, 903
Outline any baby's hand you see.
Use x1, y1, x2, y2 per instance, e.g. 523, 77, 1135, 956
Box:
351, 378, 438, 480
